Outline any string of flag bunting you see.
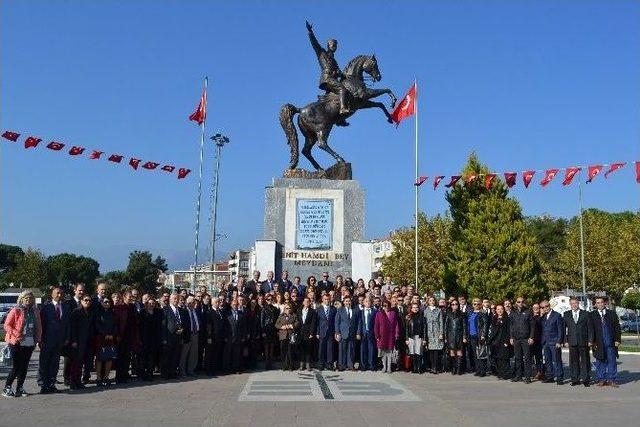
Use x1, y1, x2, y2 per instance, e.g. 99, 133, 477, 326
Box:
1, 130, 191, 180
413, 162, 639, 189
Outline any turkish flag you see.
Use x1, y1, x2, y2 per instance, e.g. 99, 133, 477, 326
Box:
414, 176, 427, 187
540, 169, 559, 187
484, 173, 496, 190
635, 162, 640, 183
445, 175, 461, 188
522, 170, 535, 188
390, 83, 416, 125
604, 162, 625, 178
189, 86, 207, 125
24, 136, 42, 148
504, 172, 517, 188
178, 168, 191, 179
108, 154, 123, 163
562, 167, 581, 186
47, 141, 65, 151
586, 165, 603, 183
68, 146, 85, 156
142, 161, 159, 170
129, 158, 141, 170
464, 174, 477, 185
2, 131, 20, 141
161, 165, 176, 173
433, 175, 444, 189
89, 150, 104, 160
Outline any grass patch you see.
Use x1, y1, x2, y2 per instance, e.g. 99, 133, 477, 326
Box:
619, 345, 640, 353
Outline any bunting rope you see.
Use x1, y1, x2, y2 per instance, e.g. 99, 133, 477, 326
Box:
414, 161, 639, 190
2, 130, 191, 180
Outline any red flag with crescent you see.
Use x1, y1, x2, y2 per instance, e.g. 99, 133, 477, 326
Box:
189, 86, 207, 125
522, 170, 535, 188
433, 176, 444, 189
108, 154, 123, 163
562, 167, 581, 186
540, 169, 559, 187
68, 146, 85, 156
161, 165, 176, 173
636, 162, 640, 183
178, 168, 191, 179
24, 136, 42, 149
46, 141, 65, 151
89, 150, 103, 160
414, 176, 427, 187
390, 83, 416, 125
2, 131, 20, 141
142, 161, 159, 170
604, 162, 625, 178
445, 176, 461, 188
129, 158, 141, 170
484, 173, 496, 190
586, 165, 603, 183
463, 174, 477, 185
504, 172, 517, 188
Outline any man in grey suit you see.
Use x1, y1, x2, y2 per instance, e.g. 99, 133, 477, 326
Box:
334, 296, 360, 371
38, 287, 70, 394
563, 297, 592, 386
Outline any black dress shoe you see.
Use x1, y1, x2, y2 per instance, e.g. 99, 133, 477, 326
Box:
583, 381, 590, 387
570, 381, 580, 386
523, 378, 531, 384
556, 380, 564, 385
542, 378, 555, 383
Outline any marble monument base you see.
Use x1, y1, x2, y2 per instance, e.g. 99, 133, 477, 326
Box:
258, 177, 364, 281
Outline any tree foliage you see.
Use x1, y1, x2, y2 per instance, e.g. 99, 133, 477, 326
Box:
8, 248, 50, 293
46, 253, 100, 294
125, 250, 167, 293
549, 209, 640, 301
0, 244, 25, 288
380, 213, 452, 294
621, 289, 640, 311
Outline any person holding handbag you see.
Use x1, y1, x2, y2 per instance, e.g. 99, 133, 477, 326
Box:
275, 304, 299, 371
94, 297, 118, 387
68, 296, 93, 390
2, 290, 41, 398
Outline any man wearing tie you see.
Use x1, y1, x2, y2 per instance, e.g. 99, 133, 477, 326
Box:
205, 297, 226, 375
316, 294, 337, 370
334, 296, 360, 371
590, 297, 621, 387
298, 297, 317, 370
224, 300, 247, 374
279, 270, 293, 293
263, 271, 277, 293
540, 301, 565, 384
38, 287, 70, 394
317, 272, 333, 294
357, 297, 377, 371
563, 297, 592, 386
161, 294, 185, 379
180, 296, 199, 376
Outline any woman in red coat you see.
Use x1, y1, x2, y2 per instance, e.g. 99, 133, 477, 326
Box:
374, 300, 400, 373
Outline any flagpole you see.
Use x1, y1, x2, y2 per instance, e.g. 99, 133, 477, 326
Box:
414, 79, 419, 294
578, 171, 588, 308
192, 76, 208, 292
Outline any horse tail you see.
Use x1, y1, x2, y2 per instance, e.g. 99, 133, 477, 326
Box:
279, 103, 300, 168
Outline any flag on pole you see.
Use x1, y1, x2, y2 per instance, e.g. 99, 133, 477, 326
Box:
433, 175, 444, 189
522, 170, 535, 188
188, 86, 207, 125
562, 167, 581, 186
391, 83, 416, 125
540, 169, 559, 187
504, 172, 517, 188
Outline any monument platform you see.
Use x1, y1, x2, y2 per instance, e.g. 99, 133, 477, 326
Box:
257, 176, 364, 280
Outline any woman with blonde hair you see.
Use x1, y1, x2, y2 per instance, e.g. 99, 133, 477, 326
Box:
3, 290, 42, 398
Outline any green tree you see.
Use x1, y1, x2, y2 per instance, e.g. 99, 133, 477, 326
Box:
380, 213, 452, 294
8, 248, 50, 293
444, 153, 545, 301
549, 210, 640, 300
101, 270, 130, 290
621, 289, 640, 311
125, 251, 167, 293
46, 253, 100, 294
0, 244, 25, 288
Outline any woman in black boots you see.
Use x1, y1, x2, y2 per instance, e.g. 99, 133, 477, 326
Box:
445, 301, 468, 375
490, 304, 512, 380
404, 303, 426, 373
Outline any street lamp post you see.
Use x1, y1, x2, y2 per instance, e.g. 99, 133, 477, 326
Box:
209, 133, 230, 280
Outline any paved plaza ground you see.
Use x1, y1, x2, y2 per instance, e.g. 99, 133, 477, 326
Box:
0, 352, 639, 427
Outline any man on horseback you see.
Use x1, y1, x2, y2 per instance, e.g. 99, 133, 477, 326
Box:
306, 21, 350, 125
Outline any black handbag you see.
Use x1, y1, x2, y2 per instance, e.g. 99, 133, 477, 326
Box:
98, 346, 117, 361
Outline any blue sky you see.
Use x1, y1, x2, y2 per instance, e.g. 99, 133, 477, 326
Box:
2, 1, 639, 272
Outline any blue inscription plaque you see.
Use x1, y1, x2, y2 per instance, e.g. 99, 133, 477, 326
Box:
296, 199, 333, 250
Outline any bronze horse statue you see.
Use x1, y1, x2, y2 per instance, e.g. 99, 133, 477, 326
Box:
280, 54, 397, 170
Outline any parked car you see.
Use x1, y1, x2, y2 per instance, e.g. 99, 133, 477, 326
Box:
621, 319, 640, 333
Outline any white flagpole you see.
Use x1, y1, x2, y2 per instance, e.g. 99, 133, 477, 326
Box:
578, 170, 587, 308
414, 79, 419, 294
193, 76, 208, 292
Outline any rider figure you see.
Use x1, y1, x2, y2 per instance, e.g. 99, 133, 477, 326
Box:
306, 21, 350, 121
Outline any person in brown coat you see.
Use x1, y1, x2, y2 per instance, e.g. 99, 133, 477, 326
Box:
275, 304, 300, 371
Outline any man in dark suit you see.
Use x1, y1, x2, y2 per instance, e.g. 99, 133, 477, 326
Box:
509, 296, 535, 383
161, 294, 185, 379
291, 276, 306, 302
38, 287, 70, 394
317, 272, 333, 294
63, 283, 85, 386
357, 297, 377, 371
205, 296, 226, 375
334, 296, 360, 371
316, 294, 336, 370
83, 281, 107, 383
298, 297, 317, 370
263, 271, 277, 293
224, 300, 247, 373
563, 297, 592, 386
590, 297, 622, 387
279, 270, 293, 293
540, 301, 565, 384
245, 271, 262, 296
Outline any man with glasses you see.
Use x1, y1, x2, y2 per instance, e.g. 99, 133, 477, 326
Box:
318, 272, 333, 294
509, 296, 535, 383
540, 301, 565, 385
563, 297, 592, 387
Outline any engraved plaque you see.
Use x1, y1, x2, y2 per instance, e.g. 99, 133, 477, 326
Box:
296, 199, 333, 250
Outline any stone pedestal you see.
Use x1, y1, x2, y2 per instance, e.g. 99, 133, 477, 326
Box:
263, 177, 364, 280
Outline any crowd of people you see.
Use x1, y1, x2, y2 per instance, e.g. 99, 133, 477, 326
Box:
1, 270, 624, 398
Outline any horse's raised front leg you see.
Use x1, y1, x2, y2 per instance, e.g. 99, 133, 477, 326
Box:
360, 99, 394, 124
364, 88, 397, 108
